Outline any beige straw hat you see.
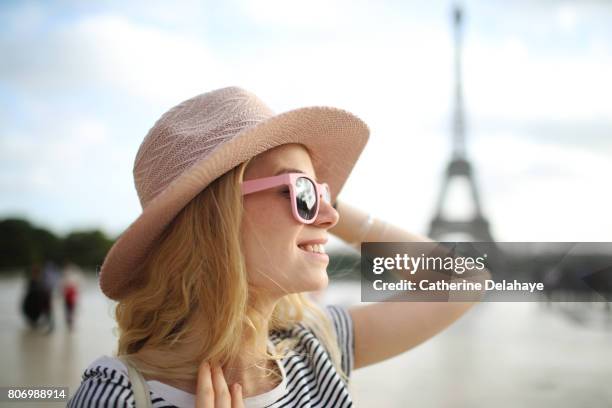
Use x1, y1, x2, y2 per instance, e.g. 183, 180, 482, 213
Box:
99, 86, 369, 301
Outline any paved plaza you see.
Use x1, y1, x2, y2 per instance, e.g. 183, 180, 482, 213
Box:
1, 276, 611, 407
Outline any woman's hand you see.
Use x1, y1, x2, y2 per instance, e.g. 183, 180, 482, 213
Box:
196, 361, 244, 408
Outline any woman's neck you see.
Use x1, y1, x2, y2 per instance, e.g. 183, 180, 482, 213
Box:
221, 322, 281, 396
143, 299, 282, 397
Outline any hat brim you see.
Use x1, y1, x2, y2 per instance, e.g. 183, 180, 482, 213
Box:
99, 106, 369, 300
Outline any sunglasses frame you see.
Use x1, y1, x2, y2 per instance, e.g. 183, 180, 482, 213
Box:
241, 173, 331, 224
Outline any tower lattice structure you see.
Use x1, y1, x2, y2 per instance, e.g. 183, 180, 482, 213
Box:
428, 6, 494, 242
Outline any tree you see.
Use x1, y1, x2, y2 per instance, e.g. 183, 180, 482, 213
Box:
0, 219, 43, 269
63, 230, 113, 269
0, 218, 114, 273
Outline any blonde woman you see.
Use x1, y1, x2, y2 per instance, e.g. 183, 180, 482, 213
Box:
68, 87, 482, 407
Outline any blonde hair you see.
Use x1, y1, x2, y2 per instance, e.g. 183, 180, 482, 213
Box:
114, 159, 348, 384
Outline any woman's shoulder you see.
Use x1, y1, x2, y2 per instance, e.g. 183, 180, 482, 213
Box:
81, 355, 131, 383
271, 304, 351, 336
270, 304, 353, 353
67, 355, 135, 407
322, 304, 353, 339
86, 355, 130, 375
270, 304, 355, 378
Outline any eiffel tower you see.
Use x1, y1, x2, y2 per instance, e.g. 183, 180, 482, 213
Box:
428, 6, 494, 242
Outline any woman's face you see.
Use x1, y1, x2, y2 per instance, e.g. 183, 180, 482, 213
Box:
241, 143, 339, 298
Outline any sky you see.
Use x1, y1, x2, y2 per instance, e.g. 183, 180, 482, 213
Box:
1, 0, 611, 245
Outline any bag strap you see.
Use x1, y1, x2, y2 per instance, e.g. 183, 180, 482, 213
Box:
117, 356, 153, 408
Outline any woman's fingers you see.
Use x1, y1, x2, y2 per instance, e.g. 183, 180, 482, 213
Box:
195, 361, 244, 408
211, 364, 232, 408
231, 383, 244, 408
196, 361, 214, 408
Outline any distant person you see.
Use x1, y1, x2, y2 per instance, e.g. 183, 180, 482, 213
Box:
69, 87, 486, 407
21, 263, 49, 330
41, 260, 60, 333
61, 260, 82, 331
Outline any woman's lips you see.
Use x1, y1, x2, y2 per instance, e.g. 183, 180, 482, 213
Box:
297, 245, 329, 262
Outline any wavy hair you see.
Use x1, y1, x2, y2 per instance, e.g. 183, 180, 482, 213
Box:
114, 158, 348, 385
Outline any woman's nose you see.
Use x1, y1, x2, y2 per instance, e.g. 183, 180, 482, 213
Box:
314, 198, 339, 229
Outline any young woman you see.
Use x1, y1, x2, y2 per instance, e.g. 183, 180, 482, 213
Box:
68, 87, 482, 407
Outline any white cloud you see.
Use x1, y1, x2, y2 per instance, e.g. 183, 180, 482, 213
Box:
0, 116, 139, 236
69, 15, 228, 102
238, 0, 389, 31
1, 14, 229, 104
464, 37, 612, 122
472, 133, 612, 241
556, 4, 578, 32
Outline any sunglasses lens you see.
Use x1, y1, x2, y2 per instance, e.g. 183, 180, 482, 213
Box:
295, 177, 318, 221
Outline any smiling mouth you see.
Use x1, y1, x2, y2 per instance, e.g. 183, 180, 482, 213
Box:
297, 245, 329, 264
297, 243, 326, 255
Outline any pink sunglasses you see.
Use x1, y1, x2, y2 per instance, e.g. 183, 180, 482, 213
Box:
241, 173, 332, 224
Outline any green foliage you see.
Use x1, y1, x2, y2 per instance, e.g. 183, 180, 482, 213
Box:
0, 219, 35, 268
63, 230, 113, 268
0, 218, 114, 273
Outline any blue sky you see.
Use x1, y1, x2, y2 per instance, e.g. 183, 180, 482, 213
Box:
1, 0, 611, 243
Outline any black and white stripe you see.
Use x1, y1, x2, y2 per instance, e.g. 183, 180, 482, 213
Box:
67, 304, 355, 407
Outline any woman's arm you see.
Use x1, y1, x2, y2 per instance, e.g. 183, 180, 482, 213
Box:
329, 200, 489, 370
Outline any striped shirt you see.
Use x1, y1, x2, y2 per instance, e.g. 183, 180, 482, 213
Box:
67, 304, 355, 407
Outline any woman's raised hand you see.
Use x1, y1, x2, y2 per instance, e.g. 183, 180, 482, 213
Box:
196, 361, 244, 408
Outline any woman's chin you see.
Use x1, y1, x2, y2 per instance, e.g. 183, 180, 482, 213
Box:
303, 269, 329, 292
